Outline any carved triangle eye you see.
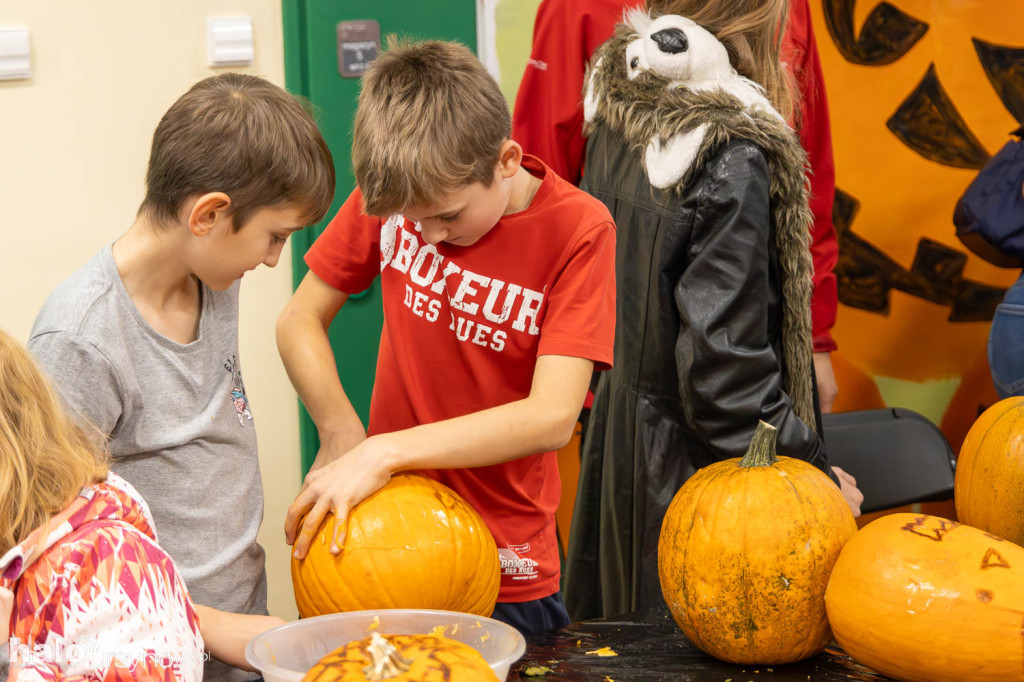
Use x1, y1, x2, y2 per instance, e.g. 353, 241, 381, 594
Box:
823, 0, 929, 66
886, 63, 991, 170
973, 38, 1024, 124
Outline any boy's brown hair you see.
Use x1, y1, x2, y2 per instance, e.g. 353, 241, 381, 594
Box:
352, 38, 511, 217
139, 73, 336, 231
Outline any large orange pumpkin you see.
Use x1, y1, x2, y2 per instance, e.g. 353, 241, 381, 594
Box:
955, 396, 1024, 544
302, 632, 498, 682
291, 474, 500, 618
825, 513, 1024, 682
658, 421, 857, 664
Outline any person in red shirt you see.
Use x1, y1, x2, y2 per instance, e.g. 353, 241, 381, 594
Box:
277, 39, 616, 635
512, 0, 840, 409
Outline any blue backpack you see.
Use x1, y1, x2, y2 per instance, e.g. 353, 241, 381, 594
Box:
954, 125, 1024, 268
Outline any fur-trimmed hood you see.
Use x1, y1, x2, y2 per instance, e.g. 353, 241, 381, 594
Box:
583, 11, 817, 427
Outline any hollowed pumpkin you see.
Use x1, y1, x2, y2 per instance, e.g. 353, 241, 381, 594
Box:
825, 513, 1024, 682
658, 421, 857, 664
302, 632, 498, 682
291, 474, 500, 618
955, 396, 1024, 544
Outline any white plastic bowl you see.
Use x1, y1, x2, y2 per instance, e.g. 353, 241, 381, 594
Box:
245, 609, 527, 682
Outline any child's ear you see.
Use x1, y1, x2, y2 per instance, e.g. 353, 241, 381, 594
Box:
496, 140, 524, 179
187, 193, 232, 237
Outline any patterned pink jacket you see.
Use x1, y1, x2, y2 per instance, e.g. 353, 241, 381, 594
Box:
1, 473, 204, 681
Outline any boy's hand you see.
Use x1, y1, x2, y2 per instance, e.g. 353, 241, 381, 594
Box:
285, 435, 396, 559
0, 586, 14, 642
833, 466, 863, 518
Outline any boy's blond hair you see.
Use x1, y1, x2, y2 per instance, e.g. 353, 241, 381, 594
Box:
139, 73, 336, 231
353, 38, 511, 217
0, 330, 109, 556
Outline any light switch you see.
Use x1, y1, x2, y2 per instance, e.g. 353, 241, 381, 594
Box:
207, 17, 253, 67
0, 27, 30, 81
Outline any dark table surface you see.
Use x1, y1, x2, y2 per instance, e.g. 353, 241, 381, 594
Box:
509, 607, 892, 682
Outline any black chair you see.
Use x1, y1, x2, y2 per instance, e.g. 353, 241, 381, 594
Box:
822, 408, 957, 514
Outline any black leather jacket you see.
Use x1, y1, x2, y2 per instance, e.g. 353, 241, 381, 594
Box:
564, 127, 829, 621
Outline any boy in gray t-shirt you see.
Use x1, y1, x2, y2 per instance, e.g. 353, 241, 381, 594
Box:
27, 73, 335, 682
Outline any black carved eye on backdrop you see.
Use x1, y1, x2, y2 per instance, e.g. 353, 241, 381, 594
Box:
822, 0, 1024, 322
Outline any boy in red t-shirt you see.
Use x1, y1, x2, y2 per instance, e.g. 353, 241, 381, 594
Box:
277, 38, 616, 634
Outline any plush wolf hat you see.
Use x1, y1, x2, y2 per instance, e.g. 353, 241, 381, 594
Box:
584, 10, 817, 429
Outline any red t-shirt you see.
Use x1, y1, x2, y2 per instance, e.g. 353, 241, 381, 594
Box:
305, 155, 616, 602
511, 0, 839, 351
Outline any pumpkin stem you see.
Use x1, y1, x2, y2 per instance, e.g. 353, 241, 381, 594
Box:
362, 632, 412, 680
739, 421, 779, 468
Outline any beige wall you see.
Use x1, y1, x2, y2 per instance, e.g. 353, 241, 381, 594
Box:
0, 1, 301, 620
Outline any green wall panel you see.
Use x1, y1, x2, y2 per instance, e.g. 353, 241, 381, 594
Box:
283, 0, 476, 476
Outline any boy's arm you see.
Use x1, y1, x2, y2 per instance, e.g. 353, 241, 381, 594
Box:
786, 0, 840, 410
286, 353, 593, 558
793, 0, 839, 357
193, 605, 283, 671
276, 270, 368, 469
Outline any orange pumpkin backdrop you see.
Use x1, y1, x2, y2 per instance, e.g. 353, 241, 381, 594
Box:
815, 0, 1022, 453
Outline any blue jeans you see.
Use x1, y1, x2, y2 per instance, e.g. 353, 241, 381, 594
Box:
491, 592, 571, 636
989, 271, 1024, 399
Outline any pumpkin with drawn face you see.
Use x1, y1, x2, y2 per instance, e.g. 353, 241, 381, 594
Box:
815, 0, 1024, 451
825, 513, 1024, 682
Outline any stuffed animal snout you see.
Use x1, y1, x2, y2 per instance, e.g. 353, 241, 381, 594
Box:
626, 14, 731, 84
650, 28, 687, 54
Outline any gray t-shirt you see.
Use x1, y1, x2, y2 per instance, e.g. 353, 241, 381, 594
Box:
28, 246, 267, 682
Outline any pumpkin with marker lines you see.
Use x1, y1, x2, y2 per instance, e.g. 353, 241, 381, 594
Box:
825, 513, 1024, 682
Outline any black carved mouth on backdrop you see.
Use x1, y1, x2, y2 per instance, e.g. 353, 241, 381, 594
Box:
887, 64, 992, 169
822, 1, 1024, 320
973, 38, 1024, 124
833, 188, 1007, 322
822, 0, 929, 65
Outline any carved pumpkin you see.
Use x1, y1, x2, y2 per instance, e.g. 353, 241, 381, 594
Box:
955, 396, 1024, 544
291, 474, 500, 618
658, 421, 857, 664
302, 632, 498, 682
825, 513, 1024, 682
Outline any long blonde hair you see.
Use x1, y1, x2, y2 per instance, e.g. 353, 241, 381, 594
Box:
0, 330, 108, 556
646, 0, 796, 122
